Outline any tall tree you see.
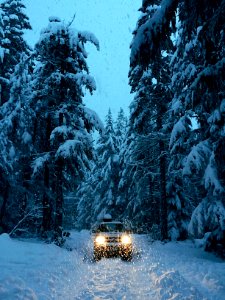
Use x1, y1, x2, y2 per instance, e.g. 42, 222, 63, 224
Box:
132, 0, 225, 251
90, 109, 120, 220
0, 54, 34, 234
31, 17, 100, 244
171, 0, 225, 253
128, 0, 176, 238
0, 0, 31, 105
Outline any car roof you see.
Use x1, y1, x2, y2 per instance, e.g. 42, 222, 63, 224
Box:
100, 221, 123, 224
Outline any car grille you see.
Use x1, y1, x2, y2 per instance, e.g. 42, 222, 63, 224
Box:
105, 236, 121, 243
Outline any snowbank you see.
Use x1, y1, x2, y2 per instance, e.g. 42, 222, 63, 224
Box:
0, 232, 90, 299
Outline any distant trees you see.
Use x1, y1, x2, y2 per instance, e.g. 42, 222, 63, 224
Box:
77, 108, 127, 227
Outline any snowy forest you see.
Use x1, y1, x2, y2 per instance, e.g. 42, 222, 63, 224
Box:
0, 0, 224, 259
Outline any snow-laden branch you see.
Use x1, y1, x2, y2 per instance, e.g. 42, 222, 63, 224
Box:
130, 0, 178, 65
190, 57, 225, 90
182, 141, 211, 176
78, 31, 100, 51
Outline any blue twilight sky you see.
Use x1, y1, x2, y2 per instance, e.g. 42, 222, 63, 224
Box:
24, 0, 142, 121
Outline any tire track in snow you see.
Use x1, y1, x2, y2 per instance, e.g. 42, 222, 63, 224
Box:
73, 234, 206, 300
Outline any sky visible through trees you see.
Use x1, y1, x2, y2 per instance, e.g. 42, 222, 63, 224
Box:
24, 0, 142, 120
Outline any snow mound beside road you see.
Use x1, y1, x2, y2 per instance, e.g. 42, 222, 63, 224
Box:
153, 269, 204, 299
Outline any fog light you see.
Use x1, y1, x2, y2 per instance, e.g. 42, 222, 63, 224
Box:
95, 235, 106, 245
121, 235, 131, 245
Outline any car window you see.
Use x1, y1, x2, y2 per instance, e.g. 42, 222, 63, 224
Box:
97, 223, 124, 232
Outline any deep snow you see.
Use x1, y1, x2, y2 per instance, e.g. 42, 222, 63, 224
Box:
0, 231, 224, 299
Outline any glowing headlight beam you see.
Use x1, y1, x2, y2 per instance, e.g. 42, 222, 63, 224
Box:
95, 235, 106, 245
121, 235, 131, 245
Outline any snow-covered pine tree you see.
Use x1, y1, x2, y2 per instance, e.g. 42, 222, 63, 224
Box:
167, 115, 193, 240
0, 0, 31, 105
128, 0, 176, 238
31, 17, 100, 244
117, 127, 138, 227
170, 0, 225, 254
0, 54, 34, 234
91, 109, 121, 221
115, 108, 127, 149
76, 162, 98, 229
130, 0, 224, 248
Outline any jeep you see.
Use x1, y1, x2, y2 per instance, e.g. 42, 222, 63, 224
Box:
92, 220, 133, 261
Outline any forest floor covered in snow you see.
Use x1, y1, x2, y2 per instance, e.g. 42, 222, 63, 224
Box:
0, 231, 225, 300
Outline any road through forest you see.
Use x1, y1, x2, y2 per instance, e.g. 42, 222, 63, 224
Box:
0, 231, 225, 299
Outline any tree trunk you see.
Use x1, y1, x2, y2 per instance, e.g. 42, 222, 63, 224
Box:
42, 113, 52, 236
159, 139, 168, 240
42, 162, 52, 234
0, 181, 9, 232
54, 112, 64, 245
54, 158, 63, 239
157, 101, 168, 240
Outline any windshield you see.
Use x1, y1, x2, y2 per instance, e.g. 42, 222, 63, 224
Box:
97, 223, 124, 232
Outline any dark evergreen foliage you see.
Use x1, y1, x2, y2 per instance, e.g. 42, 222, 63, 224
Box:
30, 17, 100, 244
0, 0, 31, 105
127, 0, 225, 254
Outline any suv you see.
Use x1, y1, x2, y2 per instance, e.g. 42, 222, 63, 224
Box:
92, 220, 132, 261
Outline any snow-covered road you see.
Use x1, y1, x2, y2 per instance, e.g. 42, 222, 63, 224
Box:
0, 231, 224, 299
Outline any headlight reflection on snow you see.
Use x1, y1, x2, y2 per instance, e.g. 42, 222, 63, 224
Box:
95, 235, 106, 245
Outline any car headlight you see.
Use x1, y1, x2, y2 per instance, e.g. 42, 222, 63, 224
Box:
121, 235, 131, 245
95, 235, 106, 245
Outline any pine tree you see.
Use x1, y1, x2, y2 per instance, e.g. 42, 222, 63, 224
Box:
76, 164, 97, 229
91, 109, 120, 220
0, 54, 34, 234
0, 0, 31, 105
31, 17, 100, 244
171, 0, 225, 253
115, 108, 127, 149
128, 0, 177, 238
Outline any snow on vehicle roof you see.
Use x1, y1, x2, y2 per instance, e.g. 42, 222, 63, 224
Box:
100, 221, 123, 224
